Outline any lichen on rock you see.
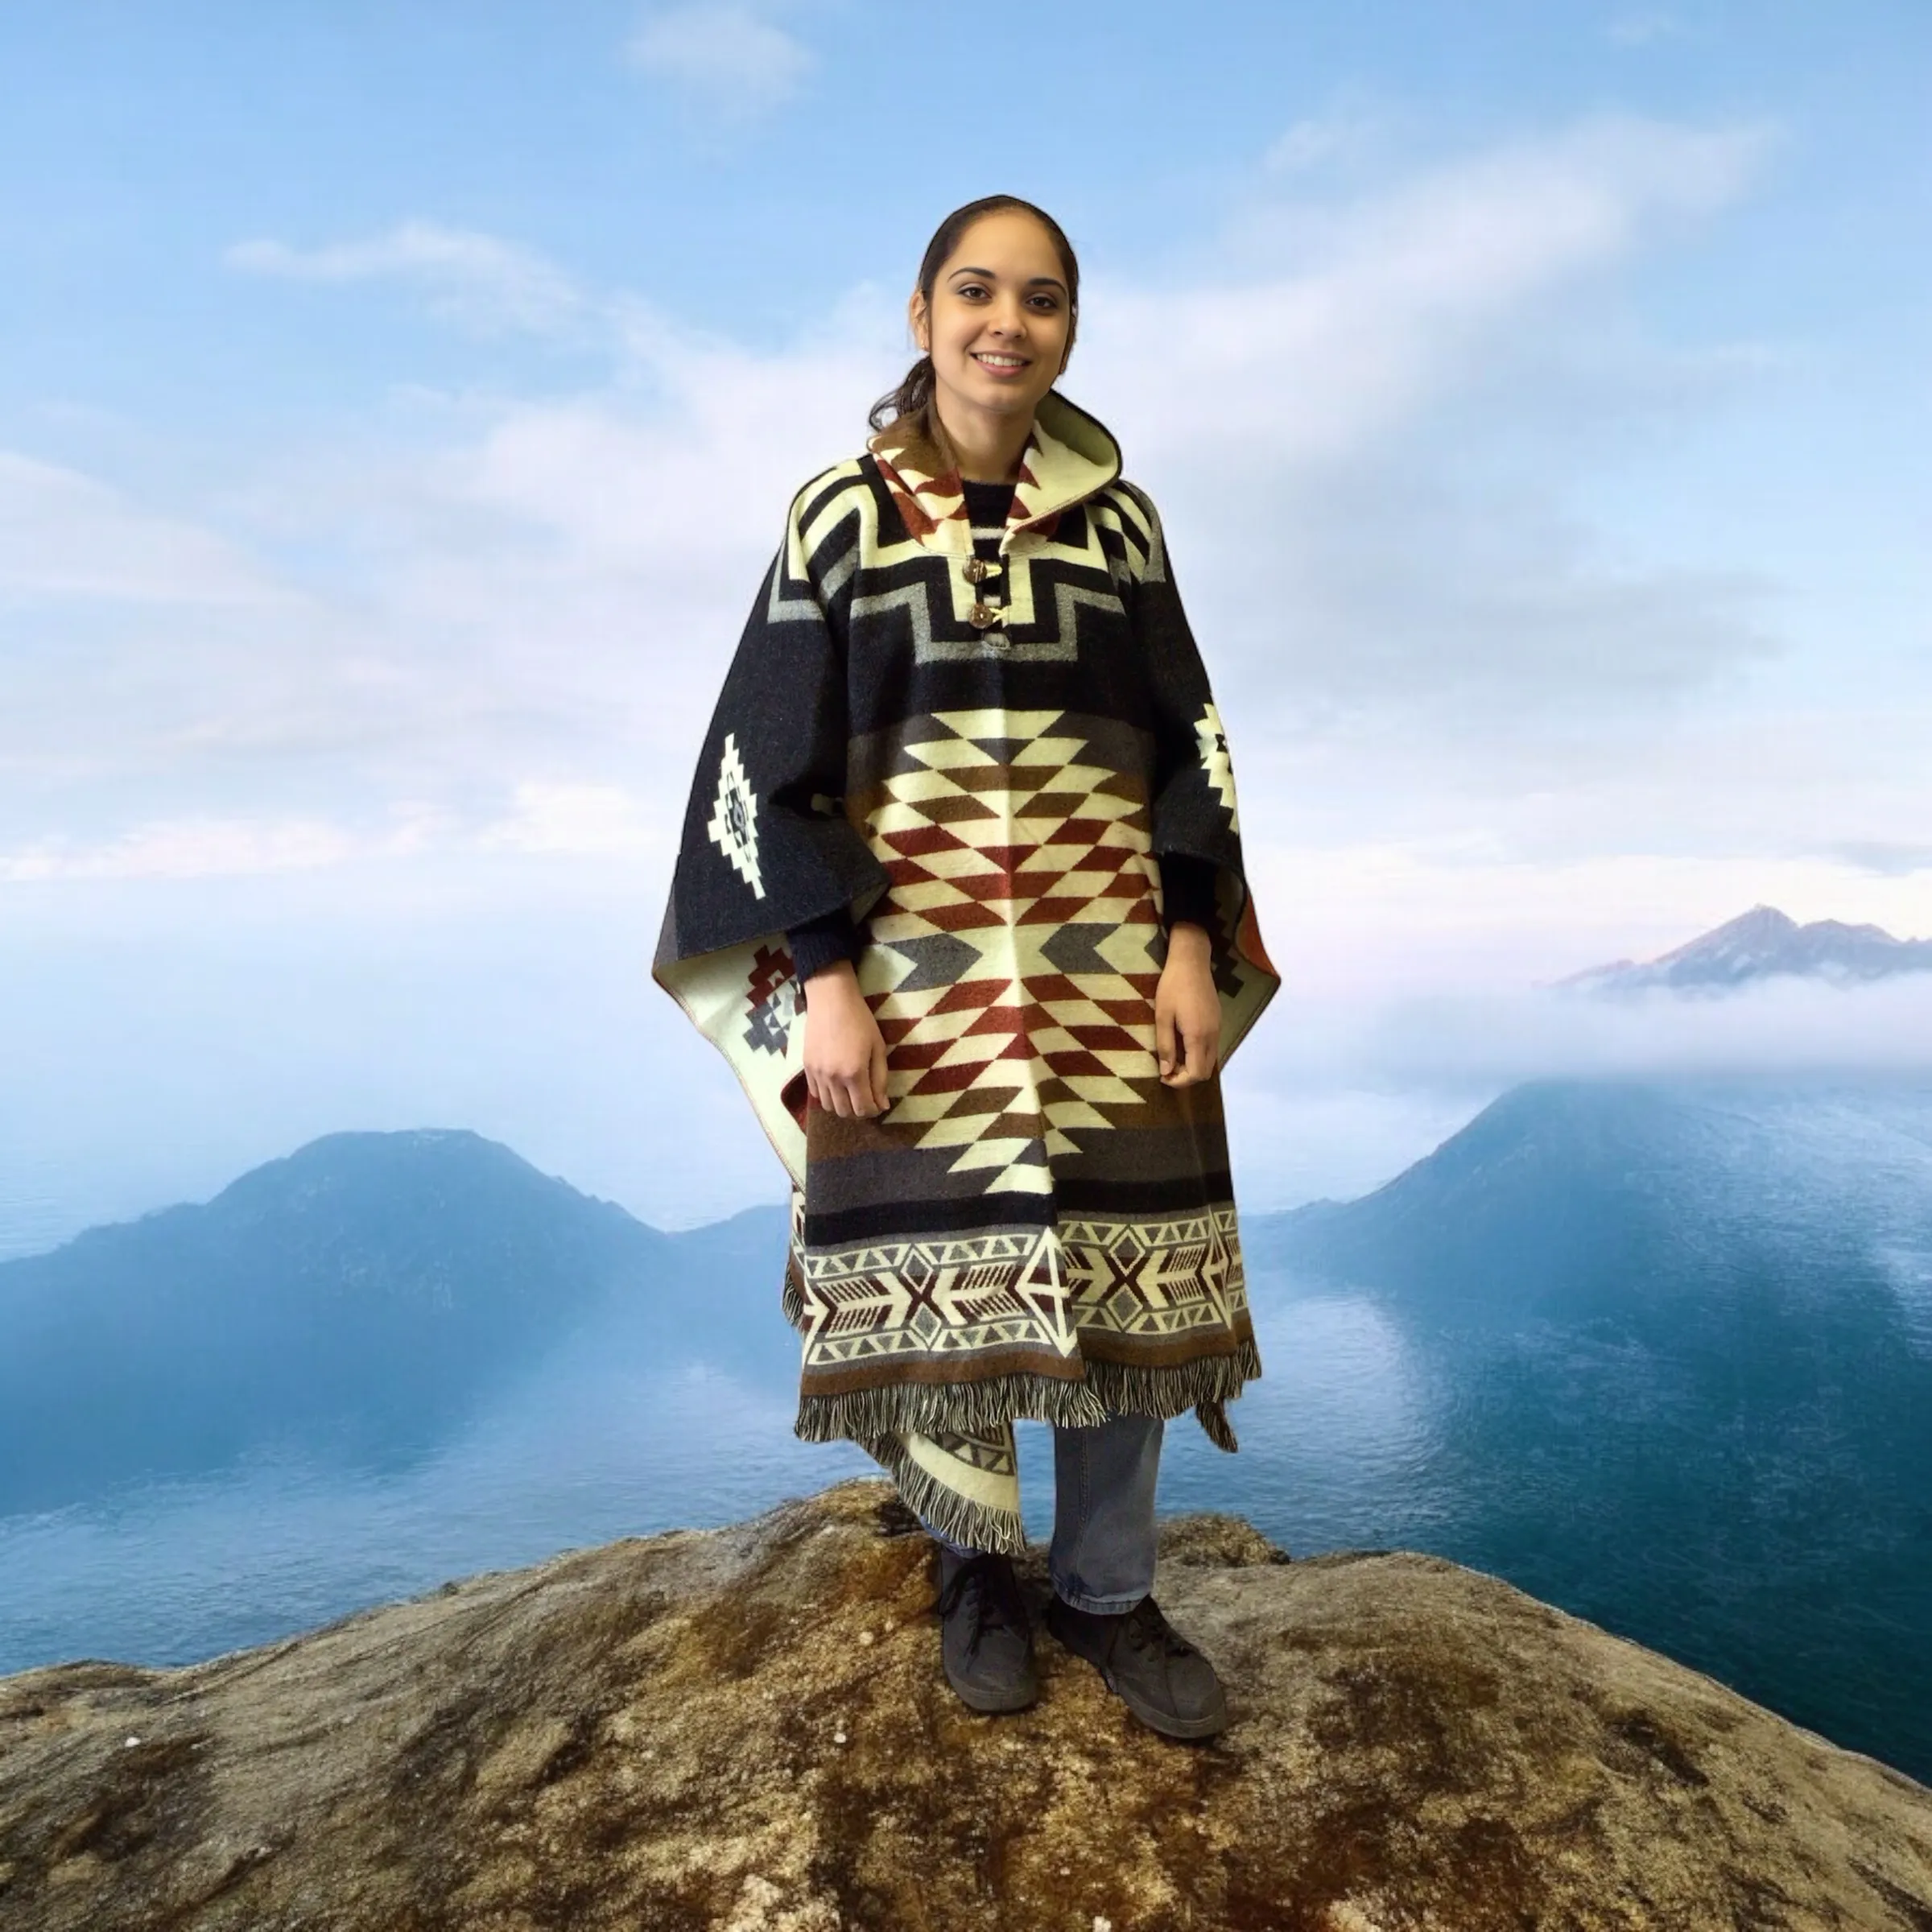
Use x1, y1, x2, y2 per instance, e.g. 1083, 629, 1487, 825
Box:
0, 1477, 1929, 1930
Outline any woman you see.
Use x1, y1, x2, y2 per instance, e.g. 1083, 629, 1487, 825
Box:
653, 196, 1279, 1740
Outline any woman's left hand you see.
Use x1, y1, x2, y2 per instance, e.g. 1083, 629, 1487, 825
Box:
1154, 923, 1220, 1086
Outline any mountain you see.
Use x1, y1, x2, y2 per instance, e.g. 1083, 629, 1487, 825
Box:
1555, 903, 1932, 994
1245, 1074, 1932, 1780
0, 1130, 792, 1517
2, 1479, 1927, 1932
1247, 1074, 1932, 1319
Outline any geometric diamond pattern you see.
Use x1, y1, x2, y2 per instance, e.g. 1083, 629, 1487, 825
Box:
852, 707, 1167, 1194
795, 1209, 1248, 1377
705, 731, 766, 898
1195, 699, 1240, 834
798, 1222, 1075, 1368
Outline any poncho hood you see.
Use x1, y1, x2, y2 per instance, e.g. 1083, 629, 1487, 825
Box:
865, 389, 1123, 551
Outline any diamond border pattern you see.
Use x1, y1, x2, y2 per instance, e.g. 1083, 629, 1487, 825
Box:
795, 1208, 1248, 1378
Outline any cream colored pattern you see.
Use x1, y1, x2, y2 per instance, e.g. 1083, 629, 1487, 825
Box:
859, 708, 1163, 1195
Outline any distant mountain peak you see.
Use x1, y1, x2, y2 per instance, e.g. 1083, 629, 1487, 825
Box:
1557, 905, 1932, 996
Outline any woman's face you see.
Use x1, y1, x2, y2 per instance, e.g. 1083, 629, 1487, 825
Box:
910, 209, 1073, 432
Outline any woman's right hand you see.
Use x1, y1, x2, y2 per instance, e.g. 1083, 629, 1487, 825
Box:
801, 961, 891, 1118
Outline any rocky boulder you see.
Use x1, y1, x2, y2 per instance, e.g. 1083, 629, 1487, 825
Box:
2, 1478, 1929, 1930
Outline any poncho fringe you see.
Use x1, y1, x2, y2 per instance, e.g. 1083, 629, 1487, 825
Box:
790, 1344, 1261, 1450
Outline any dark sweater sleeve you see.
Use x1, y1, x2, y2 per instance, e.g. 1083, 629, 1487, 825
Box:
1160, 852, 1219, 932
787, 904, 865, 985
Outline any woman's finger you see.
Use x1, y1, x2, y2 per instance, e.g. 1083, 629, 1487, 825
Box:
869, 1034, 891, 1114
1155, 1002, 1178, 1079
1187, 1025, 1220, 1084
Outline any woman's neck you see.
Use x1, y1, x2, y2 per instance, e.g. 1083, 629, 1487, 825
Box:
930, 392, 1034, 483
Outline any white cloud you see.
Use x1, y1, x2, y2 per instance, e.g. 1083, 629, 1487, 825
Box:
478, 783, 663, 857
0, 453, 274, 606
1356, 972, 1932, 1089
1090, 116, 1773, 473
1831, 842, 1932, 879
1262, 99, 1389, 175
0, 815, 361, 882
625, 3, 813, 122
27, 111, 1918, 1012
1608, 11, 1690, 47
228, 222, 591, 338
0, 791, 667, 882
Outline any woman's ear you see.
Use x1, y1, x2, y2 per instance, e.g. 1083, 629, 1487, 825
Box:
908, 289, 930, 354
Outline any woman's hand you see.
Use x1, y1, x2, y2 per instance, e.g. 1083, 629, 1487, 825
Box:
801, 960, 891, 1118
1155, 923, 1221, 1087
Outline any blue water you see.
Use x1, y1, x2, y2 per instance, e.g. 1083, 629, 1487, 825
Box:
3, 1232, 1929, 1786
0, 1275, 1403, 1667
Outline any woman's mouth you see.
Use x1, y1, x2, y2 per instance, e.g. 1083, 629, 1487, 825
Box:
972, 351, 1030, 376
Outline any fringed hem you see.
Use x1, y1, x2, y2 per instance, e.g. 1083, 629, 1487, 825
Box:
1075, 1342, 1261, 1449
795, 1370, 1112, 1444
865, 1438, 1027, 1556
793, 1340, 1262, 1450
1195, 1397, 1240, 1452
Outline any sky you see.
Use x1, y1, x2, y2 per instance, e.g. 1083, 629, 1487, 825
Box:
2, 1, 1929, 1248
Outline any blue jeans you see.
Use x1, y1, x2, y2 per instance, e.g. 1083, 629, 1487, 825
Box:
924, 1414, 1164, 1612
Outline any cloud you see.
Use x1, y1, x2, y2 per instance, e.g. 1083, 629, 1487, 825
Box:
0, 787, 670, 882
1091, 116, 1772, 473
1262, 99, 1390, 175
1067, 117, 1780, 725
27, 113, 1891, 945
1354, 972, 1932, 1089
0, 815, 364, 882
1828, 842, 1932, 880
625, 3, 813, 122
228, 222, 592, 338
477, 783, 663, 857
1608, 11, 1690, 47
1224, 965, 1932, 1207
0, 453, 275, 606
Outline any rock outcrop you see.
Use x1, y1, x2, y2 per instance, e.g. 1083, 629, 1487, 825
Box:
2, 1478, 1930, 1930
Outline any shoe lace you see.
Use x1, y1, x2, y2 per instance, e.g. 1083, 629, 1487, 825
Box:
1121, 1595, 1197, 1661
931, 1554, 1027, 1655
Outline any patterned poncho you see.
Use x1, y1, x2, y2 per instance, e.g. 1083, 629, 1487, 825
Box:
653, 390, 1281, 1552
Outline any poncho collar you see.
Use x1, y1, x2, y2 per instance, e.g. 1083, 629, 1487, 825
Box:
865, 388, 1122, 555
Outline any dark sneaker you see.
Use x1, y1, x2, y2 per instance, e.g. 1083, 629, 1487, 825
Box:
931, 1548, 1039, 1713
1045, 1593, 1228, 1740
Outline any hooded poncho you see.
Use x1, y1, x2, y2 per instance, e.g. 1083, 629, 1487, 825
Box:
653, 390, 1281, 1551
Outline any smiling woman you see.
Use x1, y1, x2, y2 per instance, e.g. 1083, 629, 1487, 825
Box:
867, 196, 1081, 464
651, 194, 1281, 1738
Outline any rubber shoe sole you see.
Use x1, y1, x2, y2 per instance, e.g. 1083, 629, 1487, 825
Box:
1045, 1598, 1229, 1740
943, 1660, 1039, 1715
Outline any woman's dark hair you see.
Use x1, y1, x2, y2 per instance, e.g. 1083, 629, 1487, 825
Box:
868, 195, 1081, 432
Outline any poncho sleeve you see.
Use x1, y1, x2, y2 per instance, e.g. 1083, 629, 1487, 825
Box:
651, 472, 890, 1184
1117, 480, 1282, 1070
